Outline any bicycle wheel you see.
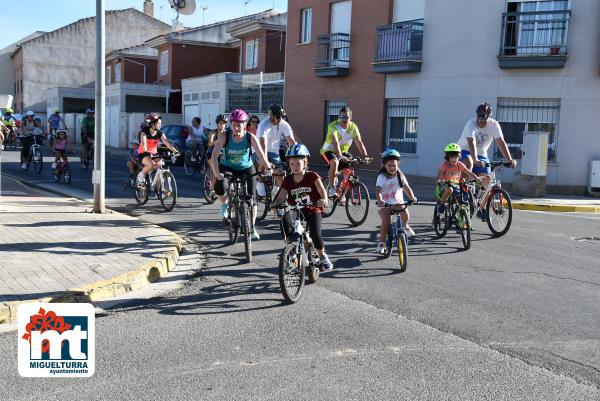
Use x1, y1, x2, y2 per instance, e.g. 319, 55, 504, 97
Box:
134, 175, 149, 205
241, 202, 252, 263
458, 207, 471, 251
486, 187, 513, 237
202, 169, 217, 204
159, 171, 177, 212
433, 204, 448, 239
255, 191, 269, 222
80, 150, 88, 169
33, 148, 43, 174
397, 232, 408, 272
64, 165, 71, 184
183, 151, 195, 176
278, 242, 305, 303
321, 178, 338, 218
228, 204, 239, 244
383, 227, 393, 259
306, 244, 320, 284
345, 182, 370, 226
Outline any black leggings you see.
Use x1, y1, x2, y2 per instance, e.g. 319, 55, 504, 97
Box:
281, 211, 324, 250
215, 165, 257, 196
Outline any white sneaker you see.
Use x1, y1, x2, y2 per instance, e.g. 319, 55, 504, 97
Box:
136, 173, 145, 188
328, 186, 337, 198
320, 254, 333, 271
21, 163, 27, 170
405, 225, 416, 237
256, 182, 267, 197
375, 242, 385, 254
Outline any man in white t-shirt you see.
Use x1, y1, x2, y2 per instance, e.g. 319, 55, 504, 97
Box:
256, 104, 296, 195
457, 102, 517, 175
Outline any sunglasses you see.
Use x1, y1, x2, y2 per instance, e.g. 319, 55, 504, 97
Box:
250, 119, 259, 124
338, 115, 349, 121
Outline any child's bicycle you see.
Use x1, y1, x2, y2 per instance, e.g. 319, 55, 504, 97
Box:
433, 180, 473, 251
134, 151, 178, 212
52, 155, 71, 184
275, 202, 322, 303
378, 200, 414, 272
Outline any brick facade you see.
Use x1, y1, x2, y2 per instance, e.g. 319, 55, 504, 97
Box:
284, 0, 392, 163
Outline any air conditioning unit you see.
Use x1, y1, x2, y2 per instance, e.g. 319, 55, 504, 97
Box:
589, 160, 600, 193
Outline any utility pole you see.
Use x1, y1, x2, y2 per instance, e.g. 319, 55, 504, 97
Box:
93, 0, 106, 213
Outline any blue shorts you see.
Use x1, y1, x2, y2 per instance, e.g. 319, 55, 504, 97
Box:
460, 150, 491, 175
267, 152, 283, 166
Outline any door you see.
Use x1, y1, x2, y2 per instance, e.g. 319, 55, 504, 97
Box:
330, 1, 352, 67
108, 105, 120, 147
184, 104, 199, 127
200, 103, 219, 130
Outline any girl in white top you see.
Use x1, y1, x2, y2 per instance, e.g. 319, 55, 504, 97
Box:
374, 149, 417, 254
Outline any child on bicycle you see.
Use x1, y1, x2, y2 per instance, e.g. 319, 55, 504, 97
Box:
375, 149, 417, 254
270, 144, 334, 271
52, 129, 69, 170
436, 143, 480, 214
127, 140, 141, 178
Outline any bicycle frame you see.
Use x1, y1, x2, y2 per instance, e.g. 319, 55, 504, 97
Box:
469, 163, 506, 215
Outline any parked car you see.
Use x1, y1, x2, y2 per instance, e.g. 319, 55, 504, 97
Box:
160, 124, 191, 165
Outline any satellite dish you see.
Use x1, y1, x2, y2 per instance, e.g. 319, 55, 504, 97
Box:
168, 0, 196, 16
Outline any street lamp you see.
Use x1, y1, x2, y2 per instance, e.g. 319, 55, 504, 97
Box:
201, 5, 208, 25
244, 0, 253, 16
94, 0, 106, 213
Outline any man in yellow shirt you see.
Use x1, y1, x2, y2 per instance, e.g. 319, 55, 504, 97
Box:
320, 107, 369, 197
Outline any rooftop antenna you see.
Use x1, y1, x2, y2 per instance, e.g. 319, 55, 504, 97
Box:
244, 0, 254, 16
201, 5, 208, 25
168, 0, 196, 31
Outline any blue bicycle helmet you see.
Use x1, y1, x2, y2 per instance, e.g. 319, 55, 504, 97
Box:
381, 148, 401, 162
285, 143, 310, 159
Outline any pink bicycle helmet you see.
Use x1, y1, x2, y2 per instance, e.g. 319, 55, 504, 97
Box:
229, 109, 248, 123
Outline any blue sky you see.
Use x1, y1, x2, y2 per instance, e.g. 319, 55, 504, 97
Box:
0, 0, 287, 49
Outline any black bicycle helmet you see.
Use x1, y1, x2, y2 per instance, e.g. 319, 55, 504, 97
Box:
267, 104, 285, 119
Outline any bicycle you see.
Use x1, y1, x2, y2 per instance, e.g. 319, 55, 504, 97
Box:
433, 180, 473, 251
183, 144, 207, 176
47, 128, 57, 148
379, 200, 414, 272
22, 135, 44, 174
223, 171, 259, 263
81, 138, 94, 169
3, 126, 19, 151
52, 156, 71, 184
134, 151, 178, 212
256, 166, 286, 222
466, 161, 514, 237
275, 203, 322, 303
323, 156, 372, 226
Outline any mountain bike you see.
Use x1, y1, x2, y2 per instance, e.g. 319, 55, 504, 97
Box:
223, 171, 258, 263
379, 200, 414, 272
275, 203, 322, 303
81, 138, 94, 169
323, 156, 372, 226
467, 161, 514, 237
134, 151, 178, 212
256, 167, 286, 222
22, 136, 44, 174
183, 144, 207, 176
433, 180, 472, 251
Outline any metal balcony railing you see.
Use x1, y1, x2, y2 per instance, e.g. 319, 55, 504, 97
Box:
500, 9, 570, 57
375, 20, 423, 63
315, 33, 350, 69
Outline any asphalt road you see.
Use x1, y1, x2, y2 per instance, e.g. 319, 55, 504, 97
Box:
1, 147, 599, 400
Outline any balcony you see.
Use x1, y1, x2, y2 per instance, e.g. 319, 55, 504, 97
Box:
498, 9, 571, 69
314, 33, 350, 77
373, 20, 423, 74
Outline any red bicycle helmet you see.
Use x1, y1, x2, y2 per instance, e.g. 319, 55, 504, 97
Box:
145, 112, 162, 123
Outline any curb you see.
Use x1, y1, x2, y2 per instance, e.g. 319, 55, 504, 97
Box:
0, 176, 185, 324
512, 202, 600, 214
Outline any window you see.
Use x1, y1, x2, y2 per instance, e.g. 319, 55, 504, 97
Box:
114, 62, 121, 83
496, 98, 560, 162
245, 39, 258, 70
505, 1, 569, 56
160, 51, 169, 76
386, 98, 419, 154
106, 66, 112, 85
300, 8, 312, 43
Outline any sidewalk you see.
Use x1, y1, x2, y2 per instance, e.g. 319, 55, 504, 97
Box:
0, 181, 182, 323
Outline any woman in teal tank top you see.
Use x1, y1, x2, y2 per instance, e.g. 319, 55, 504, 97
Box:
210, 109, 272, 240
